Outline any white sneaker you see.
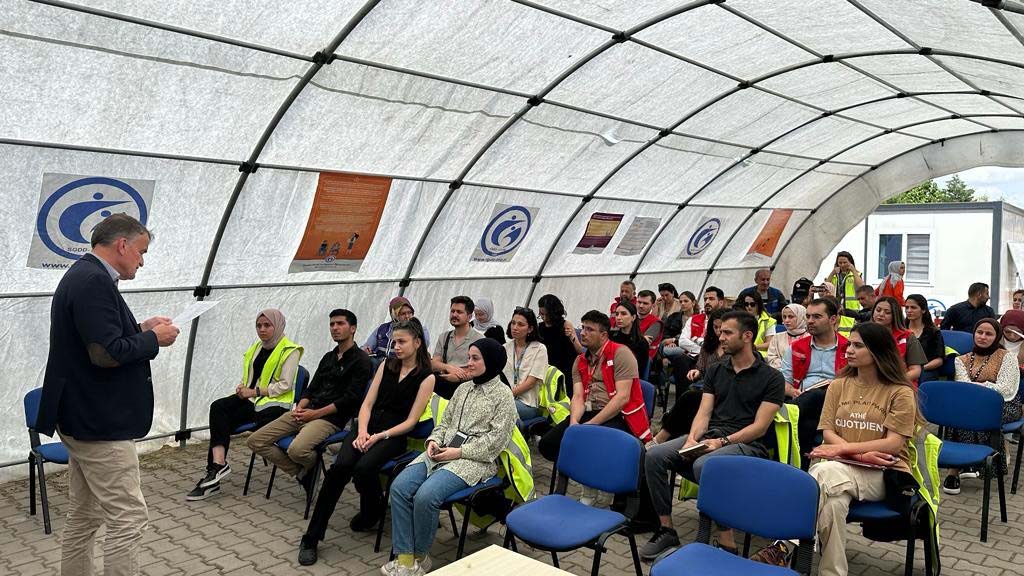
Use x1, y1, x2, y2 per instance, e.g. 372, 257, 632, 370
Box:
381, 559, 428, 576
580, 484, 598, 506
960, 470, 980, 479
419, 556, 432, 573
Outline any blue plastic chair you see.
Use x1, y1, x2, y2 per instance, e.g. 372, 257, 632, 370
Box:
1003, 381, 1024, 495
940, 330, 973, 355
920, 380, 1006, 542
640, 379, 655, 420
23, 388, 69, 535
775, 323, 787, 333
651, 456, 818, 576
374, 418, 435, 553
241, 365, 310, 495
847, 497, 937, 576
504, 425, 644, 576
441, 475, 508, 559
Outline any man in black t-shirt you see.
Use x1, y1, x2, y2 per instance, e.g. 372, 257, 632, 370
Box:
640, 311, 785, 560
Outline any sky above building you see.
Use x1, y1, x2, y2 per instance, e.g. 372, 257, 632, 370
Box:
936, 167, 1024, 209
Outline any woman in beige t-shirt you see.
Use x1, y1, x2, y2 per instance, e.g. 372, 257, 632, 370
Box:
501, 307, 549, 421
754, 322, 918, 574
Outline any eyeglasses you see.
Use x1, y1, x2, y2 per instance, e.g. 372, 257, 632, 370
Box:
743, 301, 757, 308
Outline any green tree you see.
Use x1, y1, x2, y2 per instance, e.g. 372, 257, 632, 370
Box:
885, 175, 987, 204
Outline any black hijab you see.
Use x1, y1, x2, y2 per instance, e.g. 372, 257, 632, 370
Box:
972, 318, 1003, 357
470, 337, 508, 385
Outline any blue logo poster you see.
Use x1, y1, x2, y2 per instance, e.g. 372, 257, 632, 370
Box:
679, 218, 721, 259
471, 203, 538, 262
28, 173, 155, 270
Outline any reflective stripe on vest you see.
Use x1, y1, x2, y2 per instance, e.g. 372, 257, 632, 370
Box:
538, 366, 570, 425
242, 337, 303, 411
754, 312, 777, 357
829, 272, 861, 311
837, 315, 855, 335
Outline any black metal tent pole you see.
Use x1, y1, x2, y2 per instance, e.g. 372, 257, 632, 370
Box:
174, 0, 384, 446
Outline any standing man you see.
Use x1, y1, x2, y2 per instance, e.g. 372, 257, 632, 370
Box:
37, 214, 179, 576
738, 269, 788, 317
609, 280, 637, 315
431, 296, 483, 399
940, 282, 996, 332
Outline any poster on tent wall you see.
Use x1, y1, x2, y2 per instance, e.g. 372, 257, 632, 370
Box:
613, 216, 661, 256
470, 203, 539, 263
745, 209, 793, 259
28, 173, 155, 270
678, 217, 721, 259
289, 172, 391, 273
573, 212, 623, 255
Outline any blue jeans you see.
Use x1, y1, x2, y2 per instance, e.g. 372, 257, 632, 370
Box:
515, 399, 540, 421
390, 462, 469, 556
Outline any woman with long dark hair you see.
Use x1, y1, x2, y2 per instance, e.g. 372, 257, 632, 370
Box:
611, 300, 649, 379
537, 294, 583, 384
871, 296, 926, 384
737, 291, 776, 355
502, 307, 549, 421
654, 283, 682, 321
904, 294, 944, 374
827, 250, 865, 313
941, 318, 1022, 495
754, 322, 919, 572
298, 320, 434, 565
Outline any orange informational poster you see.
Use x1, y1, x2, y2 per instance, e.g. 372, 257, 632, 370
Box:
289, 172, 391, 273
747, 209, 793, 258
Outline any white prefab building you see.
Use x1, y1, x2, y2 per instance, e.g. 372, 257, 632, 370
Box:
815, 201, 1024, 315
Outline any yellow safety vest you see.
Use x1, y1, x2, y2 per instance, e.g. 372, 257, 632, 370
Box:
828, 272, 861, 311
677, 404, 800, 500
419, 394, 535, 506
837, 315, 855, 336
537, 366, 570, 425
241, 338, 303, 411
754, 311, 777, 357
908, 426, 942, 561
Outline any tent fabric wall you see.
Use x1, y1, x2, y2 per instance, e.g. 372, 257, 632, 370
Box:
6, 0, 1024, 474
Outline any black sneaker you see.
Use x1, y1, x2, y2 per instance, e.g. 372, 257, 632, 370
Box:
350, 512, 380, 533
186, 481, 220, 501
298, 471, 316, 496
298, 537, 318, 566
942, 475, 961, 495
639, 527, 680, 561
200, 463, 231, 488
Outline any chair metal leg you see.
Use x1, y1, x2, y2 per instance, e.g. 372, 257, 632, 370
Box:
981, 458, 991, 542
456, 501, 473, 559
265, 465, 277, 499
243, 451, 257, 496
997, 455, 1007, 523
550, 551, 559, 568
37, 458, 52, 535
28, 454, 36, 516
626, 531, 643, 576
448, 508, 459, 539
303, 453, 323, 520
904, 520, 915, 576
1012, 432, 1023, 495
375, 481, 393, 553
548, 463, 557, 495
742, 532, 752, 558
590, 545, 604, 576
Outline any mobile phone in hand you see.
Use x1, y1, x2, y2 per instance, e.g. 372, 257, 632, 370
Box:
445, 432, 469, 449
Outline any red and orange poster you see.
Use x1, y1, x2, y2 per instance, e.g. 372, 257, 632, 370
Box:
747, 209, 793, 258
289, 172, 391, 273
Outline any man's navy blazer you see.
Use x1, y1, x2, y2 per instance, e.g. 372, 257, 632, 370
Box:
37, 254, 160, 440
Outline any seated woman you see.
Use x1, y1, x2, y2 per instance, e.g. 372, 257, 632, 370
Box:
651, 309, 727, 445
502, 307, 549, 422
871, 296, 926, 384
537, 294, 584, 386
364, 297, 431, 367
298, 320, 434, 565
1000, 309, 1024, 370
473, 297, 506, 343
754, 322, 918, 573
876, 261, 905, 306
610, 300, 650, 379
653, 283, 682, 321
942, 318, 1022, 495
383, 338, 517, 576
766, 304, 807, 370
738, 291, 776, 356
904, 294, 945, 377
187, 309, 303, 500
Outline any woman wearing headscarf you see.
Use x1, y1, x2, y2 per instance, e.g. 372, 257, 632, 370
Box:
364, 297, 431, 364
766, 304, 807, 370
384, 338, 517, 576
187, 309, 304, 500
1000, 309, 1024, 371
942, 318, 1022, 495
472, 297, 506, 343
876, 261, 905, 306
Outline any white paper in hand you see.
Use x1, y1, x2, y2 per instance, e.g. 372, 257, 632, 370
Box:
172, 300, 220, 327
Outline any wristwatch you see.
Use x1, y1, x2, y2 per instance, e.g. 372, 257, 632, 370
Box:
720, 436, 731, 446
383, 430, 390, 440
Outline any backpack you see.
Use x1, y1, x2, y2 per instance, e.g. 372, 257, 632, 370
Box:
791, 277, 814, 304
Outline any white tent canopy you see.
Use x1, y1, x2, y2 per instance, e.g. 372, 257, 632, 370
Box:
5, 0, 1024, 468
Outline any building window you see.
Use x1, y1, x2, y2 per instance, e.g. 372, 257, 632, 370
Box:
905, 234, 930, 282
878, 234, 903, 278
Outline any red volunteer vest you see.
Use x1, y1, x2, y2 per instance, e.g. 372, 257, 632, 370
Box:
689, 313, 706, 339
639, 314, 662, 359
892, 328, 910, 358
577, 341, 652, 441
789, 333, 849, 389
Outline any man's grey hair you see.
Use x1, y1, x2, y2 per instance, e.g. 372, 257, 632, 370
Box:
90, 213, 152, 247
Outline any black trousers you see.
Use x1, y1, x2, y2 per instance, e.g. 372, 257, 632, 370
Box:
304, 433, 409, 541
668, 354, 696, 407
659, 388, 704, 439
538, 412, 631, 463
791, 387, 828, 469
207, 395, 286, 467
